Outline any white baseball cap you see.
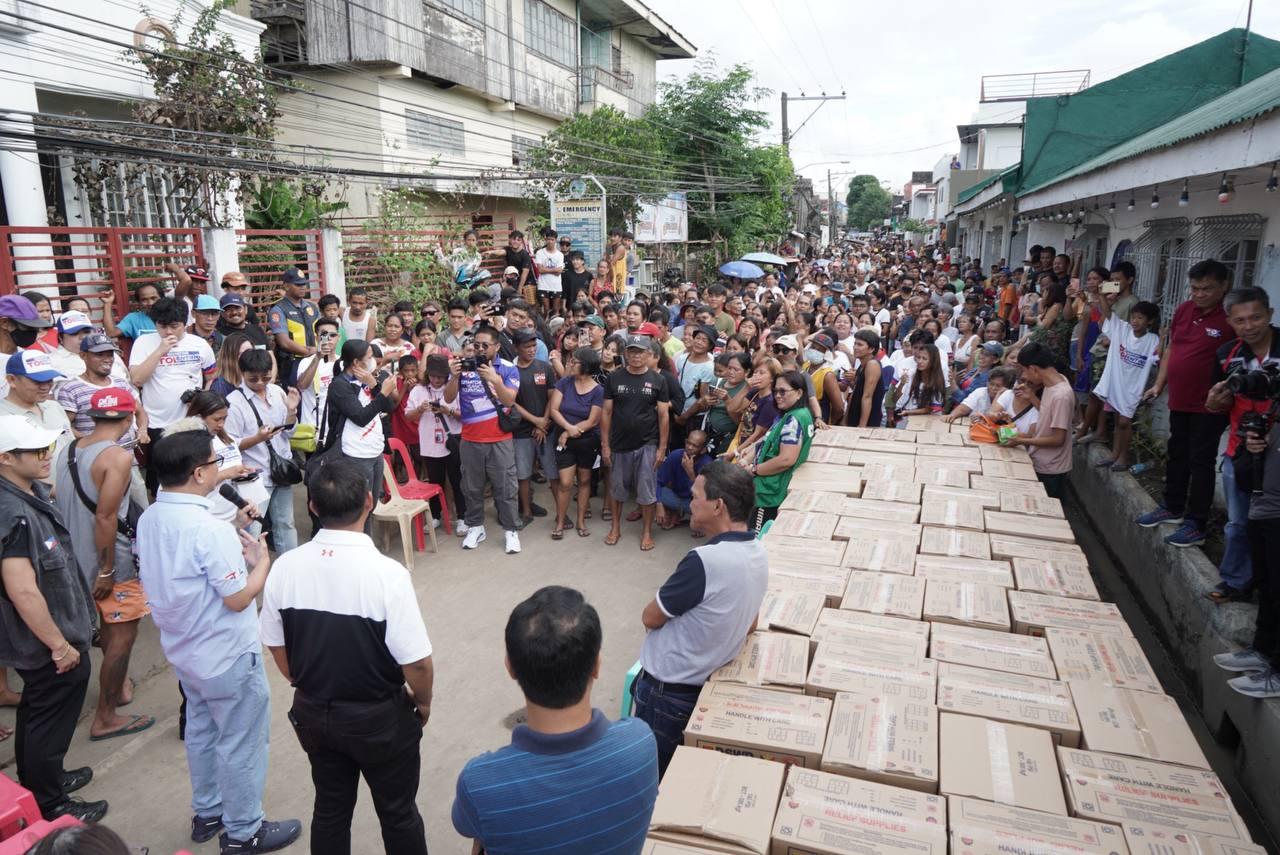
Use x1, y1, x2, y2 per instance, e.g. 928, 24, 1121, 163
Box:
0, 414, 63, 454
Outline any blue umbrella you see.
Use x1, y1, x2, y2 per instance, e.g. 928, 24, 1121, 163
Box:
719, 260, 765, 279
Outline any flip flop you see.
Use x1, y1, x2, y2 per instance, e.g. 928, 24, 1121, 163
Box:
604, 531, 620, 546
0, 725, 10, 742
89, 714, 155, 742
577, 526, 590, 538
602, 508, 613, 522
640, 539, 656, 551
1109, 461, 1129, 472
626, 509, 643, 522
550, 529, 564, 540
1094, 458, 1116, 468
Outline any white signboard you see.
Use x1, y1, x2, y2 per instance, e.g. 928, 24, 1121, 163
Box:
634, 192, 688, 243
551, 197, 606, 267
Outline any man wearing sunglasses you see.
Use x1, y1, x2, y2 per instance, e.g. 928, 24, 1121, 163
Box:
0, 414, 105, 823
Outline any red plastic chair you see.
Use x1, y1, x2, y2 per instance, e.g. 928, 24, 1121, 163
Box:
0, 815, 82, 853
386, 437, 451, 548
0, 775, 41, 841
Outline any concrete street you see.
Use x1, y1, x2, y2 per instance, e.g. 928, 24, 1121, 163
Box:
0, 498, 686, 854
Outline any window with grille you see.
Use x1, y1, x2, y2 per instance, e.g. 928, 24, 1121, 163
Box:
428, 0, 484, 23
511, 134, 539, 167
406, 110, 465, 156
1189, 214, 1265, 290
525, 0, 575, 68
1123, 218, 1190, 320
72, 158, 192, 229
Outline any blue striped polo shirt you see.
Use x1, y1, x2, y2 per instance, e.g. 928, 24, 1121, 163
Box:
451, 709, 658, 854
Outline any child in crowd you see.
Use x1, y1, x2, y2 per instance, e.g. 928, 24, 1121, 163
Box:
1088, 280, 1161, 471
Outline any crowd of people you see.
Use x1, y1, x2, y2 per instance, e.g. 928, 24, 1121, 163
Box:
0, 222, 1277, 854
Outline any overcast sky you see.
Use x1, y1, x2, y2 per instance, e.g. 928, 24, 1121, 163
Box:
643, 0, 1280, 197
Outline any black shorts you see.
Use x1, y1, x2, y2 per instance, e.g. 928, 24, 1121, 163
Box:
555, 433, 600, 471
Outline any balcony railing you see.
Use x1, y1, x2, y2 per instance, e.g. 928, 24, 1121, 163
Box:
980, 70, 1090, 102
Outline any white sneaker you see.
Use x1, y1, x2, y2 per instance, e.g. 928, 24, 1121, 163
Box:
505, 530, 521, 554
430, 517, 441, 530
462, 527, 486, 549
455, 520, 469, 537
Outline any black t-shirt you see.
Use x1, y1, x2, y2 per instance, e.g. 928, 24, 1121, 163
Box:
1, 520, 29, 560
217, 318, 271, 349
563, 268, 592, 301
505, 247, 534, 277
604, 367, 670, 452
513, 359, 554, 438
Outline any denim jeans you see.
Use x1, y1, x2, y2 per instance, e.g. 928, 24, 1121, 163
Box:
1219, 458, 1253, 590
657, 485, 691, 516
180, 651, 271, 840
631, 671, 699, 778
266, 484, 298, 553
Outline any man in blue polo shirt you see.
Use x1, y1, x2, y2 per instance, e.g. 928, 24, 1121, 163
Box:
633, 460, 768, 776
452, 586, 657, 854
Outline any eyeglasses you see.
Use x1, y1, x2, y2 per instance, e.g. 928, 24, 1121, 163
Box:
10, 443, 55, 460
195, 459, 219, 475
317, 332, 337, 340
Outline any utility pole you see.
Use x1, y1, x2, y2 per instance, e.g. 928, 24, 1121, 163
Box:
827, 169, 835, 245
781, 91, 845, 154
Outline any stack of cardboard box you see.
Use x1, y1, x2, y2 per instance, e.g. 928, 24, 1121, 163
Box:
644, 416, 1258, 854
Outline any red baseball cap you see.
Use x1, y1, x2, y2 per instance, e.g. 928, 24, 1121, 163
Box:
635, 322, 661, 337
86, 387, 136, 419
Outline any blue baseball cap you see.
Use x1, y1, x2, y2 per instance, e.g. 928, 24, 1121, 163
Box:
282, 267, 310, 286
6, 350, 62, 382
193, 295, 221, 313
219, 293, 247, 309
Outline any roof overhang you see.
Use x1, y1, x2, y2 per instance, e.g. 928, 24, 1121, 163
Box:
579, 0, 697, 59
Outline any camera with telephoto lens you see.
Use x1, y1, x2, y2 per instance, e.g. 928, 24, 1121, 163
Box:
1236, 410, 1271, 495
1227, 363, 1280, 400
459, 354, 489, 372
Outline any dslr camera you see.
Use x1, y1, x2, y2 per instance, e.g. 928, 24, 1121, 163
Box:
460, 354, 489, 372
1227, 363, 1280, 400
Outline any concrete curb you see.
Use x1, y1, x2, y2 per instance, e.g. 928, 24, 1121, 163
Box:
1069, 444, 1280, 838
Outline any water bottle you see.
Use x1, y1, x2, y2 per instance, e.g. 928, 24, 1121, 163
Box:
1129, 462, 1152, 475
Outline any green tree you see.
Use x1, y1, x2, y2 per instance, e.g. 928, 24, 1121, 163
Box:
845, 175, 892, 230
897, 218, 927, 234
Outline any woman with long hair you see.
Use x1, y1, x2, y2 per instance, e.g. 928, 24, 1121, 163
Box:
547, 347, 604, 538
736, 317, 761, 353
845, 329, 885, 428
549, 325, 580, 379
738, 370, 815, 528
898, 343, 946, 418
209, 332, 254, 397
405, 353, 466, 534
414, 318, 450, 360
589, 259, 614, 305
952, 313, 981, 372
725, 355, 782, 455
182, 389, 269, 522
321, 338, 397, 534
370, 313, 416, 369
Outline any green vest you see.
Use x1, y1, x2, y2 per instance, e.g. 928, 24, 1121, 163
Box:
753, 407, 815, 509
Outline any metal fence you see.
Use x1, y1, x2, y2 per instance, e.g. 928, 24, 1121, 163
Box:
340, 219, 512, 303
234, 229, 328, 318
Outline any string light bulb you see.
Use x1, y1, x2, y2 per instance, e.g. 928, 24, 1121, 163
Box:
1218, 173, 1233, 203
1126, 193, 1135, 211
1108, 194, 1116, 212
1150, 185, 1159, 209
1268, 163, 1278, 193
1178, 180, 1189, 207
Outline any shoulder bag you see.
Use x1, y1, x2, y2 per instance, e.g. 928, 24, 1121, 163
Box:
479, 367, 521, 433
66, 439, 143, 567
237, 389, 304, 485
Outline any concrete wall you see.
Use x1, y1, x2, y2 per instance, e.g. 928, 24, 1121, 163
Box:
978, 125, 1022, 170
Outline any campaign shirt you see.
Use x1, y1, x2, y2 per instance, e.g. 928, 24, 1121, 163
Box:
604, 367, 669, 453
534, 248, 564, 293
1093, 315, 1159, 419
341, 380, 386, 458
513, 360, 553, 438
1166, 300, 1234, 413
407, 384, 458, 458
296, 355, 335, 427
458, 359, 521, 443
127, 332, 215, 428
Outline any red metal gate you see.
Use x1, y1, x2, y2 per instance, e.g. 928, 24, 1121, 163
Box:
234, 229, 327, 320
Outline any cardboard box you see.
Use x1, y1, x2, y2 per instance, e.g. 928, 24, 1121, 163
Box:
939, 712, 1067, 815
914, 554, 1014, 589
811, 427, 867, 447
812, 608, 931, 658
806, 642, 938, 703
999, 492, 1065, 518
649, 746, 785, 855
984, 510, 1076, 543
1072, 685, 1210, 769
1121, 823, 1263, 855
919, 526, 992, 560
769, 510, 839, 541
833, 517, 922, 546
787, 464, 863, 496
915, 430, 965, 446
914, 467, 973, 488
904, 415, 947, 431
853, 438, 918, 456
768, 564, 851, 609
1009, 591, 1134, 637
839, 537, 919, 575
643, 839, 732, 855
840, 570, 926, 619
809, 621, 930, 663
920, 497, 987, 531
1058, 748, 1249, 840
947, 796, 1131, 855
988, 532, 1086, 562
710, 632, 813, 692
969, 475, 1049, 497
922, 580, 1011, 632
847, 449, 917, 469
978, 444, 1035, 463
921, 483, 1000, 509
822, 691, 939, 793
837, 497, 921, 523
806, 445, 853, 466
1046, 629, 1161, 693
928, 622, 1056, 679
780, 490, 849, 514
915, 443, 981, 461
869, 427, 902, 441
1012, 556, 1100, 601
936, 662, 1081, 747
685, 682, 832, 768
771, 766, 948, 855
918, 456, 983, 474
980, 459, 1037, 480
763, 534, 847, 569
759, 588, 827, 636
860, 478, 924, 503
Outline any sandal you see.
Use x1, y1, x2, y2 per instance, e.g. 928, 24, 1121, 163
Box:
1206, 583, 1252, 604
1094, 458, 1116, 468
602, 507, 613, 522
577, 526, 591, 537
550, 528, 564, 540
604, 531, 620, 546
626, 509, 643, 522
1109, 461, 1129, 472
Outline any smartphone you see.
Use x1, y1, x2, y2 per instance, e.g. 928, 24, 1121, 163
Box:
270, 424, 287, 434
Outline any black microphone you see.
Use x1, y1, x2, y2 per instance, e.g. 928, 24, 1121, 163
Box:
219, 483, 259, 520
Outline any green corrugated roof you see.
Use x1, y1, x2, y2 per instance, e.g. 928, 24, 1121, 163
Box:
956, 165, 1018, 205
1019, 66, 1280, 195
1016, 29, 1280, 195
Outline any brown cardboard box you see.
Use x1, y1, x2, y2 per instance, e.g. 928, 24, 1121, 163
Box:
768, 564, 851, 609
916, 444, 981, 462
812, 608, 931, 658
905, 415, 947, 431
811, 426, 867, 448
684, 682, 832, 768
821, 690, 939, 793
780, 490, 850, 514
649, 746, 785, 855
861, 479, 924, 504
1008, 591, 1134, 637
980, 460, 1037, 480
969, 475, 1049, 497
978, 443, 1035, 463
936, 663, 1081, 747
988, 532, 1086, 562
806, 642, 938, 703
847, 449, 917, 469
1058, 748, 1249, 840
915, 430, 965, 446
769, 510, 839, 541
807, 445, 854, 466
809, 622, 930, 663
833, 517, 922, 547
915, 467, 974, 487
643, 839, 735, 855
870, 427, 902, 441
771, 766, 948, 855
1072, 685, 1210, 769
947, 796, 1131, 855
840, 570, 926, 619
1120, 823, 1263, 855
710, 632, 812, 692
918, 456, 983, 474
922, 580, 1011, 632
928, 622, 1056, 679
920, 527, 992, 560
921, 483, 1000, 509
839, 536, 919, 575
1045, 629, 1161, 693
939, 712, 1067, 815
1012, 556, 1100, 601
920, 497, 987, 531
763, 534, 848, 569
787, 464, 864, 496
853, 438, 918, 455
837, 497, 922, 523
914, 554, 1014, 589
999, 492, 1065, 518
984, 510, 1076, 543
759, 588, 827, 636
860, 464, 920, 488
